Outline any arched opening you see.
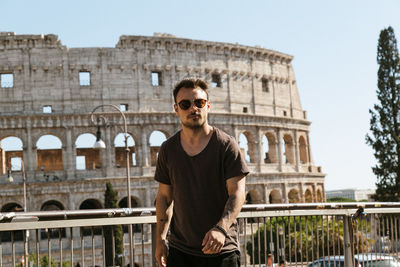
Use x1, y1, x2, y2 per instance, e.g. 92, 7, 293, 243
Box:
269, 190, 282, 204
288, 189, 300, 203
40, 200, 66, 238
239, 133, 250, 163
0, 136, 23, 174
75, 133, 100, 170
283, 134, 295, 164
246, 190, 263, 204
119, 197, 141, 233
304, 189, 313, 203
149, 131, 167, 166
316, 189, 323, 202
1, 203, 23, 242
80, 199, 103, 235
263, 133, 277, 163
114, 133, 137, 167
36, 135, 63, 171
299, 136, 308, 164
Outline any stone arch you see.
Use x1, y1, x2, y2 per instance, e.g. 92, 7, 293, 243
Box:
304, 189, 313, 203
119, 196, 141, 233
269, 190, 282, 204
299, 135, 308, 164
0, 136, 23, 173
246, 189, 263, 204
283, 134, 295, 164
79, 198, 103, 209
40, 200, 66, 238
149, 130, 168, 166
75, 133, 100, 170
1, 202, 23, 212
263, 132, 277, 163
1, 203, 24, 241
79, 198, 103, 236
114, 132, 137, 167
36, 134, 63, 171
316, 189, 323, 202
239, 131, 256, 163
288, 189, 300, 203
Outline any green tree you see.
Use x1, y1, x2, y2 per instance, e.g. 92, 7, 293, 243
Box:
246, 216, 369, 265
104, 182, 124, 267
366, 26, 400, 201
326, 197, 356, 202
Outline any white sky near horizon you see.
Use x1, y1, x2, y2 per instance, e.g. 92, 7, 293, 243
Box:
1, 0, 400, 190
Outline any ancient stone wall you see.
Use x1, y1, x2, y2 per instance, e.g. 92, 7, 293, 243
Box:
0, 32, 325, 215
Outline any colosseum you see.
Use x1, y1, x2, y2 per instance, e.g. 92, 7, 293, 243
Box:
0, 31, 325, 263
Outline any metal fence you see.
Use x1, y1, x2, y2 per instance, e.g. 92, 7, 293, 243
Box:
1, 203, 400, 267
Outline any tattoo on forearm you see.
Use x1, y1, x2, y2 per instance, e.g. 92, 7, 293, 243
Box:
222, 195, 237, 222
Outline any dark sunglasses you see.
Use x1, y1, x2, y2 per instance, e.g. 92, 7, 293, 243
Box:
177, 99, 207, 110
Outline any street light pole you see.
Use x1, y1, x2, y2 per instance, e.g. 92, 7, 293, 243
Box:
90, 104, 134, 267
7, 159, 28, 264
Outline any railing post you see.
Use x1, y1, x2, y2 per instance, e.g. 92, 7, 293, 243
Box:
151, 223, 157, 267
343, 215, 354, 267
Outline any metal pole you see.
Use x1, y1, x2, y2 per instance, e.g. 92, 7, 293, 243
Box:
343, 215, 354, 267
90, 104, 134, 267
22, 159, 28, 265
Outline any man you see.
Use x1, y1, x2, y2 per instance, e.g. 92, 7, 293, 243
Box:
155, 78, 249, 267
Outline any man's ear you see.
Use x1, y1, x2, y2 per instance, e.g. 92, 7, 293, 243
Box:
173, 104, 178, 113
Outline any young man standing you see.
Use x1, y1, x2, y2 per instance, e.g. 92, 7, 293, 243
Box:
155, 78, 249, 267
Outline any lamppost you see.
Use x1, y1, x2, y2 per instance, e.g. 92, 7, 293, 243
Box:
90, 104, 134, 266
7, 159, 28, 263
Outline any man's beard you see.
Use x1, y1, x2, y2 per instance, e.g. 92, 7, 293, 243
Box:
182, 115, 206, 130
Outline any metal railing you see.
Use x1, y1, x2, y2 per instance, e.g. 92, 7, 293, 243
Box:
1, 203, 400, 267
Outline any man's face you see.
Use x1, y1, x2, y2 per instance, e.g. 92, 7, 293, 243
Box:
174, 87, 210, 129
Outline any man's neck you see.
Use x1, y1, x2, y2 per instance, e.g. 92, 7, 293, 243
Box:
180, 124, 213, 145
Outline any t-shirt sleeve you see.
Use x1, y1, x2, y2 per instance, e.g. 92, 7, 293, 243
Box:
224, 136, 250, 180
154, 142, 171, 185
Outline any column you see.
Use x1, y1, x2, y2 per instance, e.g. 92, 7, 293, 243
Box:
277, 128, 283, 172
24, 125, 34, 173
104, 126, 112, 176
257, 128, 264, 169
64, 127, 74, 179
294, 130, 300, 172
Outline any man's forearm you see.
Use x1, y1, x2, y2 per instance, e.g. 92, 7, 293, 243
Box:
217, 191, 245, 231
156, 196, 173, 242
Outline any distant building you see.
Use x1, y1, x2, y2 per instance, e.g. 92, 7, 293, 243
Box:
326, 189, 375, 201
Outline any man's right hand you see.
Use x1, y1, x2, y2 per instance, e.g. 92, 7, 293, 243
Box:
155, 240, 168, 267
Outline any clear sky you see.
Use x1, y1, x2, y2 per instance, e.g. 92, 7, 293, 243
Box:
1, 0, 400, 190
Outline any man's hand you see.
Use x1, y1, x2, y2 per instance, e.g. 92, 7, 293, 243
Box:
201, 228, 226, 254
155, 239, 168, 267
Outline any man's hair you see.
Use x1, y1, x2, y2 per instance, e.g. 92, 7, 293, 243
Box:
173, 78, 209, 103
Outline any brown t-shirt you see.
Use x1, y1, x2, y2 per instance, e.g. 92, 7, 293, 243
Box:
154, 127, 249, 257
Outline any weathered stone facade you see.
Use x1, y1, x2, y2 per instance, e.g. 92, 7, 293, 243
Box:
0, 31, 325, 213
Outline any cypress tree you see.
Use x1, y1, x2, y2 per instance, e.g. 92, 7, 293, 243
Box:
104, 182, 124, 266
366, 26, 400, 201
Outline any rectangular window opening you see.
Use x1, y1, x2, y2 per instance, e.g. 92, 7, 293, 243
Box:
243, 107, 248, 113
262, 78, 269, 92
152, 72, 162, 86
283, 110, 287, 116
11, 157, 22, 171
76, 156, 86, 170
1, 73, 14, 88
211, 73, 221, 88
43, 105, 52, 113
79, 71, 91, 87
120, 104, 128, 111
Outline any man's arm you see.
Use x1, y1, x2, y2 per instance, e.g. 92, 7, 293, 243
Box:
155, 183, 173, 267
202, 175, 246, 254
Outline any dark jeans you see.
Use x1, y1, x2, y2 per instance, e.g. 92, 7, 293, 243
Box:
166, 247, 240, 267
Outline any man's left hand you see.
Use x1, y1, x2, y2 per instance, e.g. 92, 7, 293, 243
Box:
201, 228, 226, 254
